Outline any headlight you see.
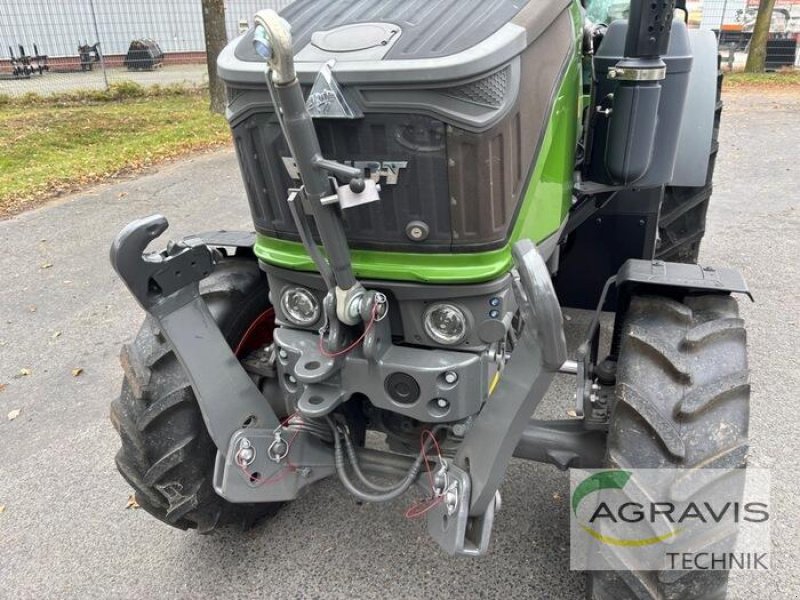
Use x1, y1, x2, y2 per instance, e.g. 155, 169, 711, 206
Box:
423, 303, 468, 346
280, 287, 320, 326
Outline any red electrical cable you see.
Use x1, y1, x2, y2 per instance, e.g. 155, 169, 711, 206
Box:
318, 302, 379, 358
420, 429, 440, 491
404, 495, 444, 519
233, 307, 276, 357
281, 411, 300, 427
404, 429, 446, 519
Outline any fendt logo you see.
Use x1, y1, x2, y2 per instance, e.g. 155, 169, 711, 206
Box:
282, 158, 408, 185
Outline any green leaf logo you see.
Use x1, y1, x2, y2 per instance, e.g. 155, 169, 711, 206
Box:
572, 470, 681, 547
572, 470, 632, 515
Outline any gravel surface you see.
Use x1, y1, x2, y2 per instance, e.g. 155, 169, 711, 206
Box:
0, 89, 797, 599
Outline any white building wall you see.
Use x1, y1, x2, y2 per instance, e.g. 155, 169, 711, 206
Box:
0, 0, 293, 59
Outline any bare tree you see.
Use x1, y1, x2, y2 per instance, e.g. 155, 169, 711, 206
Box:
202, 0, 228, 113
745, 0, 777, 72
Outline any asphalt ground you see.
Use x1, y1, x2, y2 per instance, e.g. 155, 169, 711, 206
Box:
0, 89, 798, 599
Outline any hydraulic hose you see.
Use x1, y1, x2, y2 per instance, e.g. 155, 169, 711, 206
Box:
286, 189, 335, 290
341, 427, 406, 492
286, 414, 334, 444
326, 417, 442, 503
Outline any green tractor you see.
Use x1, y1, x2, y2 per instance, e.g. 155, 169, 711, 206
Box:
109, 0, 750, 597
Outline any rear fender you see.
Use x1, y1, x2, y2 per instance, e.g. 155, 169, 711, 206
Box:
671, 29, 720, 187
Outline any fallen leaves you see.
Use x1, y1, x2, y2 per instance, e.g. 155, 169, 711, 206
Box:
52, 331, 61, 339
0, 383, 6, 393
40, 262, 53, 270
71, 367, 84, 377
126, 495, 140, 510
0, 505, 5, 514
18, 368, 30, 377
7, 409, 21, 421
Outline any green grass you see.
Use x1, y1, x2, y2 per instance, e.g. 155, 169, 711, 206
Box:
724, 70, 800, 88
0, 84, 230, 215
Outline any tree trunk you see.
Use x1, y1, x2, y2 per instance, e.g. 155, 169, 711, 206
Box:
202, 0, 228, 113
745, 0, 777, 73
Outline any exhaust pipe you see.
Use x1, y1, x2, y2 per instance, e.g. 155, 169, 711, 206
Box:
604, 0, 676, 184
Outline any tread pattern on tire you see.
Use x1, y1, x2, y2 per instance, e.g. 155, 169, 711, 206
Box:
110, 258, 280, 533
587, 294, 749, 600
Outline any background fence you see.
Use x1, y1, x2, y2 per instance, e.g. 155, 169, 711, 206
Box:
701, 0, 800, 69
1, 0, 798, 98
0, 0, 292, 96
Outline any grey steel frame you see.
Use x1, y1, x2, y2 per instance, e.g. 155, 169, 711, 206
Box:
109, 214, 571, 555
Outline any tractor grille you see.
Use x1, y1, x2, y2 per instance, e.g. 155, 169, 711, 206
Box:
442, 67, 510, 109
232, 113, 453, 252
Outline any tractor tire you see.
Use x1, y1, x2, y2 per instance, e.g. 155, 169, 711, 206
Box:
586, 294, 750, 600
655, 70, 723, 263
110, 256, 280, 532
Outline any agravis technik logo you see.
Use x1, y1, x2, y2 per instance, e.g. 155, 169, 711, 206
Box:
569, 468, 771, 571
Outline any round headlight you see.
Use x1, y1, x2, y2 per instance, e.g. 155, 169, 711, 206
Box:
280, 287, 320, 326
423, 303, 468, 346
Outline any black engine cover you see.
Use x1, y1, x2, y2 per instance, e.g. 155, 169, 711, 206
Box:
232, 112, 452, 252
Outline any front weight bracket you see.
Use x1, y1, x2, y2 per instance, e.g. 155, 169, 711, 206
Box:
110, 215, 281, 461
110, 215, 216, 312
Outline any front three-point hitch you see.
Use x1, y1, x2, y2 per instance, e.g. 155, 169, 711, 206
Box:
110, 10, 578, 556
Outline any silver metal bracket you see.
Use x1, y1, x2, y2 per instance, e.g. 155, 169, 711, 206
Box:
320, 179, 381, 210
607, 65, 666, 81
426, 240, 569, 554
426, 463, 496, 556
275, 325, 484, 424
213, 427, 335, 502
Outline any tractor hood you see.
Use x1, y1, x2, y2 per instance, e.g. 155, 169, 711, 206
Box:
219, 0, 570, 87
217, 0, 577, 255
